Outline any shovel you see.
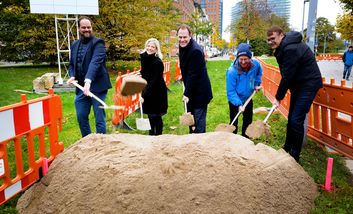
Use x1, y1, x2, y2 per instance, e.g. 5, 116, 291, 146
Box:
179, 100, 195, 126
215, 90, 256, 132
120, 75, 147, 96
136, 101, 151, 130
72, 81, 124, 110
245, 105, 276, 139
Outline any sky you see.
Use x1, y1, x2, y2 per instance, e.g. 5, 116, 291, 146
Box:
222, 0, 344, 41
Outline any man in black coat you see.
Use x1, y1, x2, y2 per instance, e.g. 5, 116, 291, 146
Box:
267, 26, 323, 162
177, 24, 213, 133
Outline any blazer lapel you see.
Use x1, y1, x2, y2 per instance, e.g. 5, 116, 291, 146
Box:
72, 40, 80, 72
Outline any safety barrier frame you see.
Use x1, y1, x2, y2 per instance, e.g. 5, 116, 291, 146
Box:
0, 89, 64, 205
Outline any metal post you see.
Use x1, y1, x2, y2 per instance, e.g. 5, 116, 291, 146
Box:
66, 14, 71, 61
55, 15, 63, 84
76, 15, 79, 39
323, 34, 327, 53
301, 0, 309, 35
303, 0, 318, 147
306, 0, 318, 52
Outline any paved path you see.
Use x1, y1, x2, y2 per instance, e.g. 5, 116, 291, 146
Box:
317, 60, 353, 86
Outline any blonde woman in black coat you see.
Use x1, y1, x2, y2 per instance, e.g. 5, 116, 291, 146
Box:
140, 38, 168, 135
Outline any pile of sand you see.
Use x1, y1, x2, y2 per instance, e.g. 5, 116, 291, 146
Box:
17, 132, 318, 213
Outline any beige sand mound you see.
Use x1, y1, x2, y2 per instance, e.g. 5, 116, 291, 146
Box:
17, 133, 318, 214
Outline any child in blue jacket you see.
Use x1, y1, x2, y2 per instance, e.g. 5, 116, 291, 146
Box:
226, 43, 262, 137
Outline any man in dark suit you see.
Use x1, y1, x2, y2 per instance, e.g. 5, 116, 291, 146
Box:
67, 16, 112, 137
177, 24, 213, 133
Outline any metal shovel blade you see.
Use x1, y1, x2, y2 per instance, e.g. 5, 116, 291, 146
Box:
136, 100, 151, 130
136, 118, 151, 130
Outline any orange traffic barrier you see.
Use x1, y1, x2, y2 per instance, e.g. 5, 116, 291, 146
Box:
163, 60, 171, 87
257, 58, 353, 159
316, 54, 343, 61
257, 58, 290, 118
308, 77, 353, 158
175, 60, 182, 82
112, 61, 171, 125
0, 89, 64, 205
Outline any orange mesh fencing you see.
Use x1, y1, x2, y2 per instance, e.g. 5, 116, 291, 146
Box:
0, 89, 64, 205
258, 58, 353, 159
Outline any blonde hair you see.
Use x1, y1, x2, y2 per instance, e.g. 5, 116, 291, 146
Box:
143, 38, 163, 60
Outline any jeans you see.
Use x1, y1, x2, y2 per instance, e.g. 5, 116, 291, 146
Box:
283, 89, 318, 162
188, 106, 208, 133
228, 100, 253, 137
343, 64, 352, 80
74, 90, 107, 137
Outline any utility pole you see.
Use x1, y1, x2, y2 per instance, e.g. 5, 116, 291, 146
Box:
301, 0, 310, 36
306, 0, 318, 52
303, 0, 318, 147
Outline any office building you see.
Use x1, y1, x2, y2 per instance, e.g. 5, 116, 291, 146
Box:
200, 0, 223, 37
231, 0, 290, 26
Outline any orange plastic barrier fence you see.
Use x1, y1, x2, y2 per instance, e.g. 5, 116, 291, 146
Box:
175, 60, 182, 82
0, 89, 64, 205
163, 60, 171, 87
112, 69, 141, 126
316, 54, 343, 61
308, 78, 353, 158
112, 61, 171, 125
256, 58, 290, 118
257, 58, 353, 159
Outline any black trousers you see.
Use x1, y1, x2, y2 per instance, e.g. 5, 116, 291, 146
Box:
228, 100, 253, 137
148, 115, 163, 135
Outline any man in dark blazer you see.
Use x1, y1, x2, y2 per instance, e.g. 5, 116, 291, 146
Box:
67, 16, 112, 137
177, 24, 213, 133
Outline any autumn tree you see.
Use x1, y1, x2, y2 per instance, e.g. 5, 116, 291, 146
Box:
336, 13, 353, 41
338, 0, 353, 13
95, 0, 180, 60
0, 1, 56, 63
229, 1, 289, 56
0, 0, 180, 62
186, 11, 213, 41
315, 17, 335, 53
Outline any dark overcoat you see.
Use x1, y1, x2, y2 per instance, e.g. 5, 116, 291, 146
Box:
179, 38, 213, 109
140, 52, 168, 115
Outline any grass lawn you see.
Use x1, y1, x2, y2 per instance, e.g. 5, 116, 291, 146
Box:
0, 60, 352, 213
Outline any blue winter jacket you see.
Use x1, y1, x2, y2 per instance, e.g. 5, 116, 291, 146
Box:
226, 58, 262, 106
343, 50, 353, 66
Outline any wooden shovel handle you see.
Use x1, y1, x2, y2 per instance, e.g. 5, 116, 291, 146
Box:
263, 105, 276, 123
230, 90, 256, 126
72, 81, 107, 107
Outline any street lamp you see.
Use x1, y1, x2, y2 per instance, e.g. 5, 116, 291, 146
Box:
301, 0, 310, 36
